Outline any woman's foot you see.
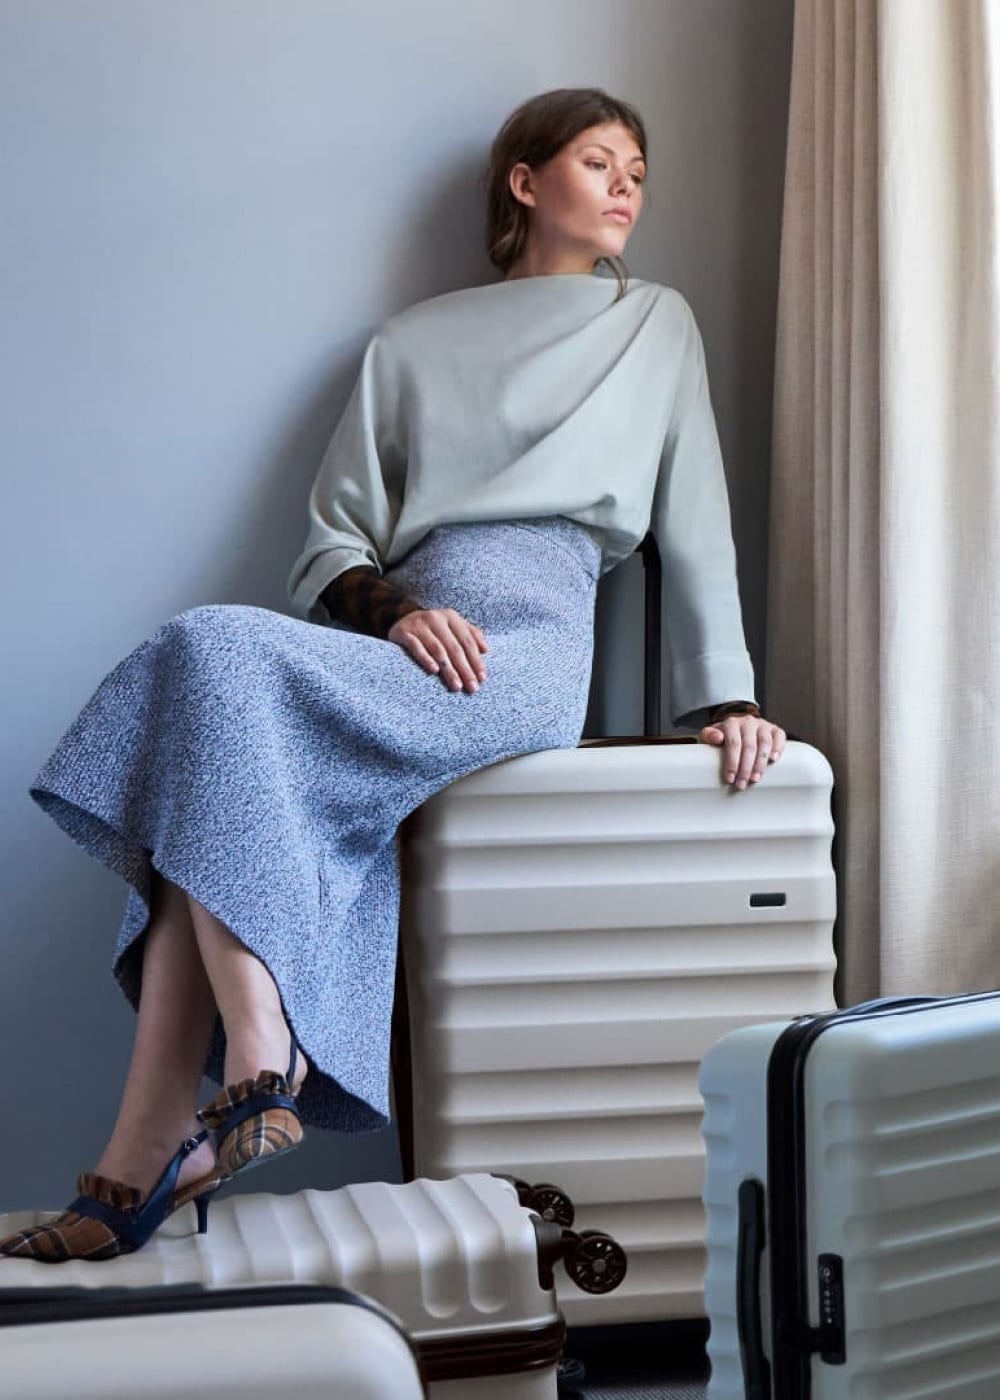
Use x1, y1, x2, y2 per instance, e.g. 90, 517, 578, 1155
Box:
198, 1023, 308, 1178
0, 1133, 225, 1263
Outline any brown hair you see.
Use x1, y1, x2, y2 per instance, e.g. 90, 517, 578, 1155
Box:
482, 87, 647, 300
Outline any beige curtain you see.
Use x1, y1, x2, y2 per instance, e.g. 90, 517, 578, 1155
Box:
768, 0, 1000, 1003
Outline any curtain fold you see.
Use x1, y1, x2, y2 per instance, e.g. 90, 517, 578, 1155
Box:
768, 0, 1000, 1003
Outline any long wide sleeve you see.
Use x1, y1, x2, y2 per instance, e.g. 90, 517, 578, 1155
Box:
288, 335, 407, 621
653, 308, 756, 723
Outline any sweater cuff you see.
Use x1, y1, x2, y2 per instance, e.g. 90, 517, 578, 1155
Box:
288, 546, 383, 623
669, 651, 756, 726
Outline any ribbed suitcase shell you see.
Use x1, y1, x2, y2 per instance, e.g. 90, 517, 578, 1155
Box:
0, 1175, 562, 1399
700, 995, 1000, 1399
0, 1286, 427, 1399
398, 739, 837, 1325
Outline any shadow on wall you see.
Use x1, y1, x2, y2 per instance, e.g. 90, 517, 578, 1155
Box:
210, 153, 495, 616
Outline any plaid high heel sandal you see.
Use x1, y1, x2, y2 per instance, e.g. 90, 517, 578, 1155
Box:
0, 1130, 225, 1263
196, 1039, 306, 1178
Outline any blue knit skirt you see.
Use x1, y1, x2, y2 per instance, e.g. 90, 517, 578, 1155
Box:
30, 519, 600, 1132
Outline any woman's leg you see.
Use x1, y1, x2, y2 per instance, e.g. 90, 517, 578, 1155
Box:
95, 879, 304, 1197
186, 894, 304, 1089
185, 895, 307, 1175
94, 874, 218, 1194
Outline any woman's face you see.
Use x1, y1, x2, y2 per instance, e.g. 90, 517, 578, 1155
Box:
508, 119, 646, 275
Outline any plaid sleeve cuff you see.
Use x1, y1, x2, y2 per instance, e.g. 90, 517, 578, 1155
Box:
708, 700, 762, 723
320, 567, 422, 639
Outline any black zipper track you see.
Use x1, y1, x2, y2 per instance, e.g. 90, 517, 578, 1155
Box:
765, 990, 1000, 1399
0, 1281, 415, 1335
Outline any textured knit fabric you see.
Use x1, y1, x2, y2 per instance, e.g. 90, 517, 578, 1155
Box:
30, 519, 600, 1132
288, 273, 755, 723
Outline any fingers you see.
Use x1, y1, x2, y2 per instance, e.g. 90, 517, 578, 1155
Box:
392, 628, 444, 679
435, 642, 478, 693
767, 728, 787, 766
389, 609, 488, 693
716, 717, 787, 789
433, 611, 486, 692
721, 719, 751, 787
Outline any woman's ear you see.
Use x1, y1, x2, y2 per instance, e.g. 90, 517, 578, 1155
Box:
508, 162, 536, 209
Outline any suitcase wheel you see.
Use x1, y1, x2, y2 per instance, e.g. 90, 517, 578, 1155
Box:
495, 1174, 577, 1226
563, 1230, 628, 1295
556, 1355, 587, 1397
525, 1183, 575, 1227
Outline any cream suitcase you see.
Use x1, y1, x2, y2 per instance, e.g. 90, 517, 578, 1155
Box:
699, 993, 1000, 1398
0, 1284, 427, 1399
0, 1174, 624, 1398
396, 736, 837, 1327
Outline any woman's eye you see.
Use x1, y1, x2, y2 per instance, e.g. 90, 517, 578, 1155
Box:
586, 158, 644, 185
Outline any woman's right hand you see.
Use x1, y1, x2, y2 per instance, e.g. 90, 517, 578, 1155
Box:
388, 608, 489, 693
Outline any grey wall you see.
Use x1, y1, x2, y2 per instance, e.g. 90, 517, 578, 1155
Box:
0, 0, 793, 1211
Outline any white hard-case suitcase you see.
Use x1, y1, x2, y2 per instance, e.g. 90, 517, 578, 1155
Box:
395, 539, 837, 1327
0, 1284, 427, 1399
699, 992, 1000, 1399
0, 1173, 625, 1399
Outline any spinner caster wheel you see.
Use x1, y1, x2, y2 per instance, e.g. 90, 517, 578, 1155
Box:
564, 1230, 628, 1294
556, 1355, 587, 1397
526, 1182, 575, 1227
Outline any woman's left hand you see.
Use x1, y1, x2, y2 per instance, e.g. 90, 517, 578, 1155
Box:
698, 713, 787, 790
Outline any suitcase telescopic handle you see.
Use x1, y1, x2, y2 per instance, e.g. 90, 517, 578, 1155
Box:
736, 1179, 772, 1400
590, 534, 702, 745
844, 995, 938, 1017
638, 533, 662, 738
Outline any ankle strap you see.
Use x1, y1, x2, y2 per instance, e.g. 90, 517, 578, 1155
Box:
202, 1089, 298, 1147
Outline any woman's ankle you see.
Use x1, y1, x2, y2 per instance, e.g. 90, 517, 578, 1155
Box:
221, 1008, 297, 1087
94, 1118, 209, 1196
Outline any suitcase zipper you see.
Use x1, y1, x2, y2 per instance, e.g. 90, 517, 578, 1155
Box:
764, 1010, 855, 1399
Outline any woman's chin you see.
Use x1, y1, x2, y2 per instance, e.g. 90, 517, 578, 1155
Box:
595, 233, 632, 263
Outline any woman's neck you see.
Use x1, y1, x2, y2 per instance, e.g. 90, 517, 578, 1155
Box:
504, 248, 599, 280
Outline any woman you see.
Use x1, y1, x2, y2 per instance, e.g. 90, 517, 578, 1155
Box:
1, 87, 785, 1263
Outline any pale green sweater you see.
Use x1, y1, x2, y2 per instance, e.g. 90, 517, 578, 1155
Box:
288, 272, 755, 721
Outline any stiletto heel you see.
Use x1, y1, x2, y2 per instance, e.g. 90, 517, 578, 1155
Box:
194, 1185, 218, 1235
197, 1037, 306, 1179
0, 1131, 227, 1263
